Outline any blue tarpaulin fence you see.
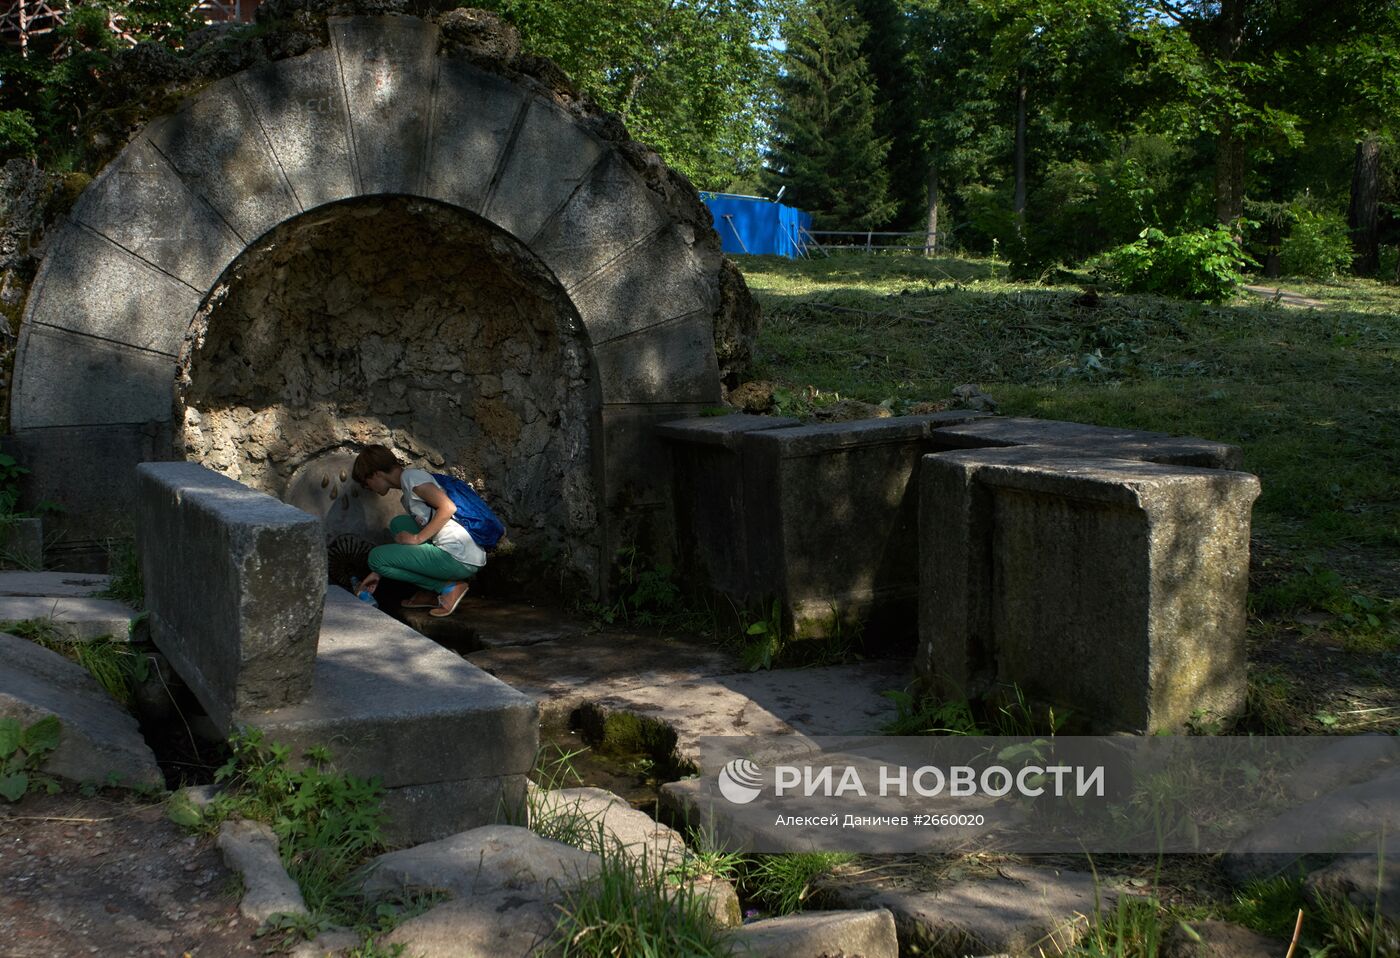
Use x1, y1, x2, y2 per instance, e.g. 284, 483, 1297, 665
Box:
700, 192, 812, 258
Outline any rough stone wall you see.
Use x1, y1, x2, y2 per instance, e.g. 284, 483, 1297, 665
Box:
178, 196, 600, 591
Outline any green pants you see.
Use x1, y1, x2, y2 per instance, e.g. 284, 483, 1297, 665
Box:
368, 516, 480, 592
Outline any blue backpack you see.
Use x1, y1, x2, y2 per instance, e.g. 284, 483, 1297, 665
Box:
431, 473, 506, 550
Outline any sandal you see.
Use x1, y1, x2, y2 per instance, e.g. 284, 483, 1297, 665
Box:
402, 590, 440, 609
430, 581, 470, 617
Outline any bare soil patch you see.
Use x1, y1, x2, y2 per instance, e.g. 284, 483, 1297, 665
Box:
0, 791, 265, 957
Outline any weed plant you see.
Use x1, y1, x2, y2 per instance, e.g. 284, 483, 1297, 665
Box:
98, 539, 145, 609
880, 684, 1067, 737
740, 852, 853, 915
0, 715, 60, 800
551, 840, 737, 958
182, 730, 387, 922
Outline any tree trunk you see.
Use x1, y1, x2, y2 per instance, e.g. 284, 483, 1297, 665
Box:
1264, 218, 1282, 278
1214, 133, 1246, 233
1013, 81, 1027, 234
1347, 135, 1381, 275
924, 163, 939, 257
1213, 0, 1247, 235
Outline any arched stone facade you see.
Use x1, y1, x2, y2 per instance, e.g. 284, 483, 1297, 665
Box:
10, 14, 736, 591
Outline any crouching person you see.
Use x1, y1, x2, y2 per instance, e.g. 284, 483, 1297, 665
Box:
351, 444, 484, 617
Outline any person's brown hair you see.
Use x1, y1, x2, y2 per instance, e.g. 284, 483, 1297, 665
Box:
352, 444, 402, 486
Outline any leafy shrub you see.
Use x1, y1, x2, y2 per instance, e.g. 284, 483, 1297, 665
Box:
1279, 209, 1353, 279
0, 109, 36, 159
1099, 226, 1255, 302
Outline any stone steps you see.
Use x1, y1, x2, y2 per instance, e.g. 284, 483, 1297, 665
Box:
0, 570, 139, 642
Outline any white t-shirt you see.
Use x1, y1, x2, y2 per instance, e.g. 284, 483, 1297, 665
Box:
399, 468, 487, 568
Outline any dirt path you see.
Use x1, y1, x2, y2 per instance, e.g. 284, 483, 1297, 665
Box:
1242, 284, 1329, 309
0, 791, 265, 957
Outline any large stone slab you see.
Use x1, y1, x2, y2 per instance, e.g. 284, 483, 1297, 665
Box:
422, 58, 526, 213
657, 413, 800, 601
0, 572, 110, 598
0, 595, 138, 642
329, 16, 439, 197
360, 824, 598, 900
382, 890, 558, 958
245, 588, 537, 789
69, 136, 243, 291
919, 447, 1260, 733
593, 310, 722, 404
381, 774, 529, 847
532, 786, 686, 872
531, 150, 669, 288
928, 416, 1243, 470
830, 864, 1103, 958
483, 96, 606, 242
568, 223, 717, 346
236, 48, 357, 211
10, 326, 178, 429
0, 631, 162, 788
0, 517, 42, 570
676, 412, 982, 642
135, 462, 326, 729
145, 74, 300, 243
2, 424, 172, 570
19, 225, 202, 357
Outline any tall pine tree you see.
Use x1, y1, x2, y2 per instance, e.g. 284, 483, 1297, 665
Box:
765, 0, 896, 229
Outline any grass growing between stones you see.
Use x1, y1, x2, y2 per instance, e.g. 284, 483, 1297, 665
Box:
171, 729, 435, 950
4, 617, 149, 707
551, 840, 738, 958
740, 253, 1400, 732
97, 539, 145, 609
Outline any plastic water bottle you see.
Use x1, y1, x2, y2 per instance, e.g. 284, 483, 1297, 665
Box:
350, 577, 378, 608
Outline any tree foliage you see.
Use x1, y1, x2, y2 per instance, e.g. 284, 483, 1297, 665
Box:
763, 0, 895, 229
476, 0, 782, 189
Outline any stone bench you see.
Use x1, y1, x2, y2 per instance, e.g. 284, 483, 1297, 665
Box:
659, 412, 983, 643
136, 462, 538, 841
662, 413, 1246, 649
245, 588, 538, 845
918, 447, 1260, 733
136, 462, 327, 729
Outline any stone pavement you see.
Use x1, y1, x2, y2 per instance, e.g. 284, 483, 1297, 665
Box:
464, 615, 908, 770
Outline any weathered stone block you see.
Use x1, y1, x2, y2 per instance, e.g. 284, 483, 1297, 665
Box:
236, 49, 356, 211
70, 137, 242, 291
136, 462, 326, 728
0, 518, 42, 570
657, 414, 801, 598
531, 150, 668, 288
600, 402, 712, 574
729, 909, 899, 958
919, 447, 1260, 733
381, 775, 530, 846
10, 326, 178, 429
244, 589, 537, 788
146, 75, 299, 242
738, 413, 984, 641
929, 416, 1243, 470
423, 58, 525, 213
593, 310, 722, 404
20, 225, 201, 356
329, 16, 439, 197
2, 425, 172, 569
568, 223, 718, 345
483, 96, 605, 241
0, 595, 138, 642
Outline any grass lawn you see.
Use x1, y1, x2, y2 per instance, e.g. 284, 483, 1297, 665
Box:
737, 252, 1399, 734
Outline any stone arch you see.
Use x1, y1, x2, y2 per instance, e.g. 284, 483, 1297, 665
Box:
11, 14, 723, 586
